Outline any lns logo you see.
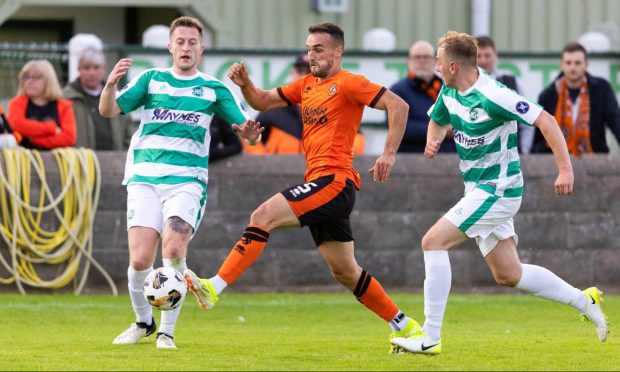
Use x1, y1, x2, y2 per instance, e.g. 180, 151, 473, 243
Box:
289, 182, 318, 198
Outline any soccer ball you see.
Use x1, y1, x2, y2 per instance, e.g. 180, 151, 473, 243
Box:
143, 267, 187, 311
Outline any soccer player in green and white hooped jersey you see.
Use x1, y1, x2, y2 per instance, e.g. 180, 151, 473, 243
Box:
391, 31, 609, 355
99, 16, 263, 349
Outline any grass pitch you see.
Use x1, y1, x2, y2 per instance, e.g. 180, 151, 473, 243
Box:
0, 292, 617, 371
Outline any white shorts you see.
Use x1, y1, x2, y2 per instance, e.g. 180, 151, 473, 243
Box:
126, 182, 207, 235
444, 188, 521, 256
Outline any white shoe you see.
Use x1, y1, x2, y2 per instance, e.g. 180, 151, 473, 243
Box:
156, 333, 177, 349
581, 287, 609, 342
390, 332, 442, 355
112, 318, 156, 344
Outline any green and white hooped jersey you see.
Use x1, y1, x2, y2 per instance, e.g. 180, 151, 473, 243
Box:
116, 68, 249, 187
428, 68, 543, 198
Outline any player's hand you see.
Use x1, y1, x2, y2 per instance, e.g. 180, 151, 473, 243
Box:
555, 169, 574, 195
369, 153, 395, 183
424, 140, 441, 159
105, 58, 132, 87
227, 61, 251, 87
232, 119, 264, 144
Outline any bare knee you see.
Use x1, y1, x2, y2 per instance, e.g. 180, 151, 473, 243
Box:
249, 203, 272, 228
493, 271, 521, 287
421, 231, 443, 251
130, 257, 153, 271
329, 267, 359, 289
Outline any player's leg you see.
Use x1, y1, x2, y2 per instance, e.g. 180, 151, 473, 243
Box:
317, 239, 421, 353
113, 184, 162, 345
157, 183, 205, 348
485, 236, 609, 341
184, 191, 299, 309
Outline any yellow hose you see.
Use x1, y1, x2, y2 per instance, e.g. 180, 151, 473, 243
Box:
0, 147, 117, 295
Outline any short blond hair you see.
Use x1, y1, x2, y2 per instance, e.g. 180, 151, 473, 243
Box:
17, 59, 63, 101
169, 16, 204, 39
438, 31, 478, 68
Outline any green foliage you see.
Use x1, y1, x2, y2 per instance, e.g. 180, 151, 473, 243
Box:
0, 293, 617, 371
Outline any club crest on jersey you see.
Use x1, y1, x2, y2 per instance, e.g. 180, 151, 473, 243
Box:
516, 101, 529, 114
192, 87, 204, 97
469, 108, 479, 121
328, 83, 337, 96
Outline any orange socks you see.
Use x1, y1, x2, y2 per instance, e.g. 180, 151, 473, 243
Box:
354, 270, 399, 322
217, 225, 269, 285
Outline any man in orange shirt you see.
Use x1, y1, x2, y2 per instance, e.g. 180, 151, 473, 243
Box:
184, 23, 421, 352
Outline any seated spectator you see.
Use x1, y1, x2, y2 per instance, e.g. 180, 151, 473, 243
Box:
209, 115, 242, 162
389, 40, 455, 153
8, 60, 76, 149
245, 53, 365, 155
63, 48, 136, 150
532, 42, 620, 155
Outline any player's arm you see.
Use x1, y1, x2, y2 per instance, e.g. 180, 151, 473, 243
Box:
368, 89, 408, 182
227, 62, 287, 111
425, 120, 449, 159
534, 110, 574, 195
100, 58, 132, 117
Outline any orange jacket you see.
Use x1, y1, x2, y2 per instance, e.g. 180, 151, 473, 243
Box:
8, 96, 76, 149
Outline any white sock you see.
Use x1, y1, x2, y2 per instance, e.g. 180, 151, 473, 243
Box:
422, 251, 451, 341
128, 266, 153, 325
210, 274, 228, 295
389, 311, 409, 332
159, 258, 187, 337
516, 264, 587, 312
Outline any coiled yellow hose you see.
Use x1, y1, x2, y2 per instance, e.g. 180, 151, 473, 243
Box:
0, 147, 117, 295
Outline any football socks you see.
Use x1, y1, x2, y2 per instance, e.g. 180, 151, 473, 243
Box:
218, 225, 270, 284
128, 265, 154, 325
354, 270, 400, 322
159, 258, 187, 337
422, 251, 451, 341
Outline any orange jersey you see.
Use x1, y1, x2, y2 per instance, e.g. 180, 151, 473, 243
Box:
277, 70, 385, 188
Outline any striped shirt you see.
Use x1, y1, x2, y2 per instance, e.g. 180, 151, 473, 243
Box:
428, 68, 542, 197
116, 68, 249, 187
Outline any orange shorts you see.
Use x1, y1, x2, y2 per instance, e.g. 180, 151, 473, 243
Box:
281, 174, 356, 246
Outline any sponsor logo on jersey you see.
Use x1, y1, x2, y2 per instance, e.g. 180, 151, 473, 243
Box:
152, 108, 201, 125
302, 106, 328, 126
127, 208, 135, 220
453, 130, 485, 147
328, 83, 337, 96
516, 101, 529, 114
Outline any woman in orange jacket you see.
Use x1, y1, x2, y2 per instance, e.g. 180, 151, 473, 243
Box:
8, 59, 76, 149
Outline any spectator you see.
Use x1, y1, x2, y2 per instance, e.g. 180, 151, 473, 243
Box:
476, 35, 535, 153
8, 60, 76, 149
532, 42, 620, 155
63, 48, 136, 150
209, 115, 242, 162
389, 40, 455, 153
246, 53, 365, 155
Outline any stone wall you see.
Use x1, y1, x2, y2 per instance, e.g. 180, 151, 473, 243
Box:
2, 152, 619, 293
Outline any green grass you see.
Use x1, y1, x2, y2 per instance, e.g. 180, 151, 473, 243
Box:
0, 293, 618, 371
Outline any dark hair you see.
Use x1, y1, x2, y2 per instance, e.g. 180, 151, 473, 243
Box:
562, 42, 588, 60
170, 16, 204, 38
308, 23, 344, 47
476, 35, 496, 51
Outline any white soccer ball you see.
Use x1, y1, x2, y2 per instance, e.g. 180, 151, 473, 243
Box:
143, 267, 187, 311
